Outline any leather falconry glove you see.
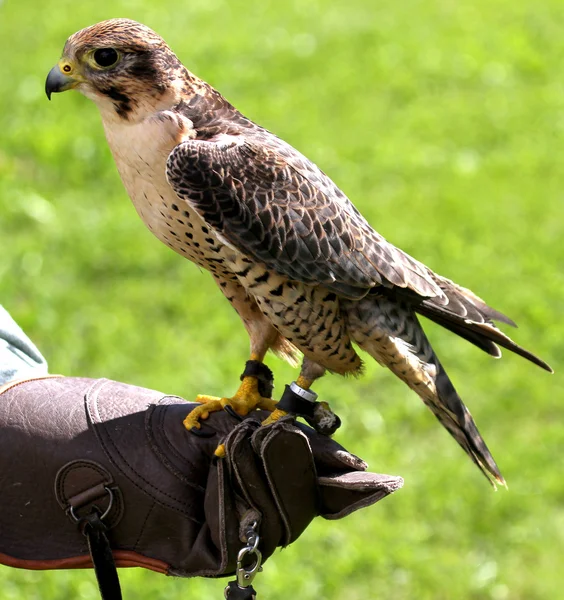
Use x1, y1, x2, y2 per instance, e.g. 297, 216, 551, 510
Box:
0, 376, 403, 599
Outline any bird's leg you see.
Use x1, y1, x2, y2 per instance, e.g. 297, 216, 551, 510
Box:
264, 360, 341, 435
183, 352, 277, 432
262, 374, 313, 425
183, 278, 284, 435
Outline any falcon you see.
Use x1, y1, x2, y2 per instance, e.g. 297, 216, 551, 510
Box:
46, 19, 551, 485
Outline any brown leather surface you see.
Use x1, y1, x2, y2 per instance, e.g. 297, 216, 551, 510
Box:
0, 377, 403, 578
0, 377, 228, 577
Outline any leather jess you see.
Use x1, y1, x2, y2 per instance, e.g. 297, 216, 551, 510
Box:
0, 377, 403, 579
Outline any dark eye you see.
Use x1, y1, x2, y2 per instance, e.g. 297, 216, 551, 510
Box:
93, 48, 119, 68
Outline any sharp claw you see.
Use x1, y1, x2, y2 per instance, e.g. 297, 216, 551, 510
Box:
214, 444, 226, 458
186, 379, 278, 433
188, 425, 217, 438
224, 405, 244, 421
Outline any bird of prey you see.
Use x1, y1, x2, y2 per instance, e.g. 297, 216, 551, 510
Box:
46, 19, 551, 485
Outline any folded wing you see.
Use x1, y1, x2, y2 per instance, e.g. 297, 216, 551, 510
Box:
166, 133, 443, 301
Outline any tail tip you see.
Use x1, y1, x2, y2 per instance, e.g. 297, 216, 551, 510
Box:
491, 473, 508, 491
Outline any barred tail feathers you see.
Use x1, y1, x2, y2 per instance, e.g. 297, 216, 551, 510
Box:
346, 296, 504, 486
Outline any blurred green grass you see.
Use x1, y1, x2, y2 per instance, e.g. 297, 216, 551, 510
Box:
1, 0, 563, 598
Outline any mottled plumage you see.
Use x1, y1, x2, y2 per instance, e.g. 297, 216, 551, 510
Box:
46, 19, 552, 485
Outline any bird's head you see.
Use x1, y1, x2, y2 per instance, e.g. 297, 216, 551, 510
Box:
46, 19, 193, 122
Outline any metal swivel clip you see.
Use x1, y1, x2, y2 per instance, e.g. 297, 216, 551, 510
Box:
224, 521, 262, 599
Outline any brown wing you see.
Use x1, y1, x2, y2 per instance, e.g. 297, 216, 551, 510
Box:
166, 132, 443, 301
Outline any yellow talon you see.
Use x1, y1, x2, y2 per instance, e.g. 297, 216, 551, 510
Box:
214, 444, 226, 458
262, 408, 288, 426
183, 375, 275, 431
183, 399, 222, 430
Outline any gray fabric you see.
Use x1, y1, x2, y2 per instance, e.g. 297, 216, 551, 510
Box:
0, 305, 48, 385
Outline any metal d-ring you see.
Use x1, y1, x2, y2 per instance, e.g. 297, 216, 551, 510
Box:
69, 485, 114, 523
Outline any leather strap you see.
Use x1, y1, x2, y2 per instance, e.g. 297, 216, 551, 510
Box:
240, 360, 274, 398
80, 513, 122, 600
276, 385, 341, 436
55, 460, 124, 600
276, 384, 316, 417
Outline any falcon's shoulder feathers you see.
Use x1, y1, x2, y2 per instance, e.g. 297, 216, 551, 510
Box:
166, 126, 443, 301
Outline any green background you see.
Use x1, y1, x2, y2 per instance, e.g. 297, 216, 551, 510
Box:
0, 0, 562, 598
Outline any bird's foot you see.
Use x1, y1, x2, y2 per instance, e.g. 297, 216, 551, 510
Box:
183, 375, 276, 432
264, 381, 341, 436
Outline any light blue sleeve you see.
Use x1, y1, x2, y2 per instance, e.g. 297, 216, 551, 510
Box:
0, 305, 49, 385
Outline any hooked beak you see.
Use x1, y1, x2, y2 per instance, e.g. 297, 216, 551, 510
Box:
45, 63, 77, 100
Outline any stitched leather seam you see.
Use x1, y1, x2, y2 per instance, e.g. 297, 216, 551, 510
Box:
260, 427, 293, 545
86, 380, 203, 522
216, 458, 228, 575
230, 425, 260, 510
92, 385, 196, 511
94, 401, 200, 518
134, 500, 156, 550
156, 397, 197, 465
146, 401, 206, 493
